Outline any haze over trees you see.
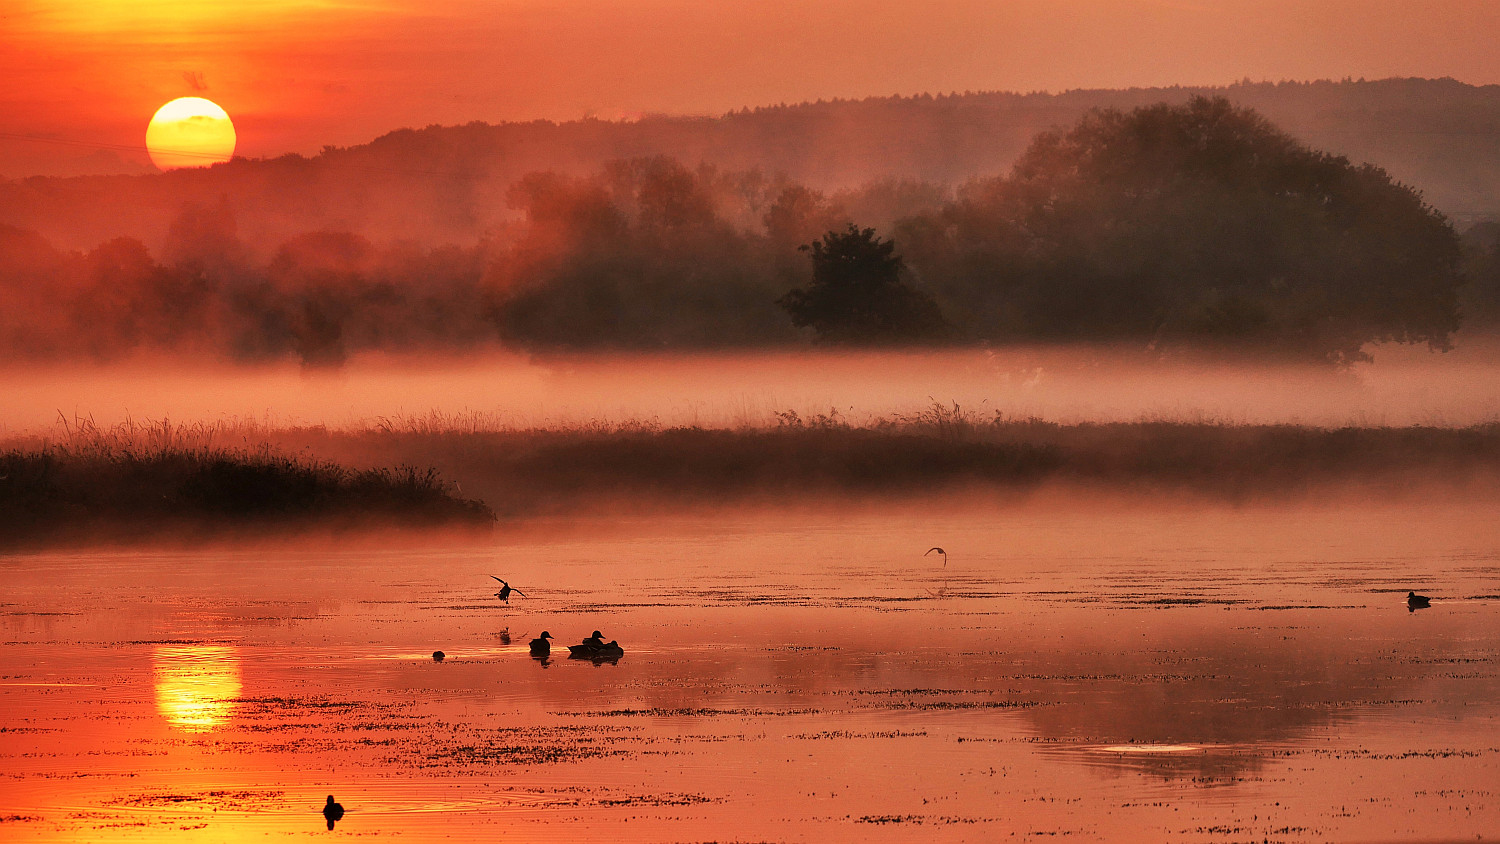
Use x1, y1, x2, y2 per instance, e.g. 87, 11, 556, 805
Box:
4, 78, 1499, 254
0, 96, 1485, 363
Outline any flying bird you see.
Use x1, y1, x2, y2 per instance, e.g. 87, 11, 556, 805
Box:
925, 547, 947, 566
491, 576, 527, 602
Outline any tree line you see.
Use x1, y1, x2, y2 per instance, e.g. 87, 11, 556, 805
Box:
2, 98, 1494, 364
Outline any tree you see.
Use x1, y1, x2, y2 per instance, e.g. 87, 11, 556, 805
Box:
900, 97, 1464, 362
777, 225, 949, 344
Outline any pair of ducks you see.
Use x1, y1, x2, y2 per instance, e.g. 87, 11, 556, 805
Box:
529, 630, 619, 656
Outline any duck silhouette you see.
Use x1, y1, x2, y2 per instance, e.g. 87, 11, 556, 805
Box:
322, 795, 345, 830
1407, 591, 1432, 611
431, 650, 446, 662
529, 631, 553, 656
569, 630, 624, 659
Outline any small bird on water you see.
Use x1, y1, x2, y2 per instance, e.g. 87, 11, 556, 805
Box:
925, 547, 947, 566
432, 650, 446, 662
1407, 591, 1432, 610
491, 576, 527, 603
530, 631, 553, 656
322, 795, 345, 829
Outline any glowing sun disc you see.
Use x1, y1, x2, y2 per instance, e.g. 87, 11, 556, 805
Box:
146, 97, 236, 170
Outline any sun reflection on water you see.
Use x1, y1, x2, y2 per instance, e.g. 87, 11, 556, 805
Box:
153, 645, 242, 732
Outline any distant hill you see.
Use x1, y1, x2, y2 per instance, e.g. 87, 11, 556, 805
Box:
3, 77, 1499, 253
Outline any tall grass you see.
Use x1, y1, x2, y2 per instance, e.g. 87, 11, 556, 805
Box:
133, 405, 1500, 514
5, 408, 1498, 547
0, 415, 494, 547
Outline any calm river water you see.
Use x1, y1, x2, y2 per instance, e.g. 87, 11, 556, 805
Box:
2, 499, 1497, 842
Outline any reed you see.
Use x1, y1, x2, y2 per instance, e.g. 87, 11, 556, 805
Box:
0, 417, 494, 547
5, 409, 1498, 547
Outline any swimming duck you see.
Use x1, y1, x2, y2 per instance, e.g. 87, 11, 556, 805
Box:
432, 650, 446, 662
569, 630, 625, 659
1407, 591, 1431, 610
323, 795, 345, 829
529, 631, 553, 656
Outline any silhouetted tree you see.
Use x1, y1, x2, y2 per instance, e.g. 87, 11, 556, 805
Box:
1460, 220, 1500, 328
900, 97, 1465, 361
777, 225, 949, 344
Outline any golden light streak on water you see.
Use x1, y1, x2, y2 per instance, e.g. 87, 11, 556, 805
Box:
153, 644, 242, 733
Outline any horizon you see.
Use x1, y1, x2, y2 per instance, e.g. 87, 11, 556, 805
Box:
6, 0, 1500, 176
3, 74, 1486, 175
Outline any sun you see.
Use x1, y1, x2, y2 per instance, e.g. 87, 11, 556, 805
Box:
146, 97, 237, 170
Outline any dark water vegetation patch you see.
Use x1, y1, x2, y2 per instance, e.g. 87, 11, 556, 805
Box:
107, 790, 284, 810
792, 730, 929, 739
1131, 597, 1250, 606
426, 742, 634, 766
856, 688, 975, 696
595, 793, 718, 807
567, 707, 822, 718
418, 725, 653, 767
857, 814, 994, 825
1254, 605, 1357, 610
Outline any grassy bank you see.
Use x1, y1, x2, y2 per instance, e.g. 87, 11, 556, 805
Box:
0, 434, 494, 548
5, 410, 1498, 548
156, 409, 1500, 514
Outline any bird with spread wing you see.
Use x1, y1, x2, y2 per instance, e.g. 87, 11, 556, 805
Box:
491, 576, 527, 602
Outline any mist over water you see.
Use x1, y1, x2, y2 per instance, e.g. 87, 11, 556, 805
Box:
4, 343, 1499, 436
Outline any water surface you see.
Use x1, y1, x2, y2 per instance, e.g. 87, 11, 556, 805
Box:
2, 500, 1496, 841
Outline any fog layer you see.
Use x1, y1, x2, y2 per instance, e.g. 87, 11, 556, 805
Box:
4, 345, 1498, 436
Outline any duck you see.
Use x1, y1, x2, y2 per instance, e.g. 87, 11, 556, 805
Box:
529, 631, 553, 656
1407, 591, 1431, 610
432, 650, 446, 662
322, 795, 345, 829
569, 630, 625, 659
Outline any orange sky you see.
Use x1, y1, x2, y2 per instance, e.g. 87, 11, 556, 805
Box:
3, 0, 1499, 177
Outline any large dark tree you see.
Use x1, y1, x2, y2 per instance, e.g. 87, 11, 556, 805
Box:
900, 96, 1465, 362
777, 225, 949, 344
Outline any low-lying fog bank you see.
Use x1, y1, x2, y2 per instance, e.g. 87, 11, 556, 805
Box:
3, 342, 1500, 436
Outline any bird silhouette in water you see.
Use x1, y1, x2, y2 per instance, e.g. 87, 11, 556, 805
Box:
491, 576, 527, 603
322, 795, 345, 830
530, 631, 552, 656
431, 650, 445, 662
925, 547, 947, 566
1407, 591, 1432, 612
